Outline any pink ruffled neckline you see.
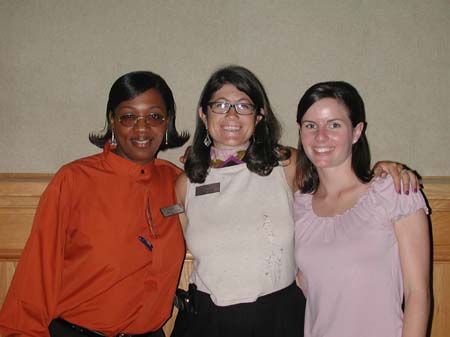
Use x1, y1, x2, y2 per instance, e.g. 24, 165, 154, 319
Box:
306, 177, 382, 219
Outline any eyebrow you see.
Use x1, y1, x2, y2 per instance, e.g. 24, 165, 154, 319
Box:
301, 118, 345, 124
211, 96, 253, 102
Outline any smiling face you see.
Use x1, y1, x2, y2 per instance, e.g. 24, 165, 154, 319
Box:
300, 98, 363, 170
109, 89, 167, 165
199, 84, 262, 150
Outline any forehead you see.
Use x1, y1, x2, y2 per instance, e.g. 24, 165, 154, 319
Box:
303, 98, 350, 121
117, 89, 166, 110
211, 83, 252, 101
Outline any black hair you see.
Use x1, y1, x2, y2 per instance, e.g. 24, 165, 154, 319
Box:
89, 70, 189, 150
296, 81, 372, 193
185, 65, 290, 183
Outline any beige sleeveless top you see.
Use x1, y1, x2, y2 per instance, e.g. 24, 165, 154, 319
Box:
184, 164, 296, 306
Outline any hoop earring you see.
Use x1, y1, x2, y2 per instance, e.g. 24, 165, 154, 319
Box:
165, 129, 169, 145
110, 130, 117, 149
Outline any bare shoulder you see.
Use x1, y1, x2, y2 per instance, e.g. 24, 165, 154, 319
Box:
175, 171, 187, 184
175, 172, 189, 229
175, 172, 188, 204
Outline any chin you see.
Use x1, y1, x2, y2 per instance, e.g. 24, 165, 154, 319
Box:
133, 151, 158, 164
312, 160, 333, 168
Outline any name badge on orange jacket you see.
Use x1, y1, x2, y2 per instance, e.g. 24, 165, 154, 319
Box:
160, 204, 184, 217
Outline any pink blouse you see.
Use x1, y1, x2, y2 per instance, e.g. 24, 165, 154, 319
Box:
294, 176, 428, 337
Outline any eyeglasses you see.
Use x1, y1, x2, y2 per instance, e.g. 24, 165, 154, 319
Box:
116, 113, 166, 127
208, 101, 257, 115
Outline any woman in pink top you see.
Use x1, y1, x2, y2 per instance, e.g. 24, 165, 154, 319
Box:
294, 81, 430, 337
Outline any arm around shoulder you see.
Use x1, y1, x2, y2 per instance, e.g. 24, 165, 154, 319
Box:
372, 161, 419, 194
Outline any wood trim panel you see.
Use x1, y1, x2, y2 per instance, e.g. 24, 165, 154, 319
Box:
423, 177, 450, 264
0, 174, 449, 336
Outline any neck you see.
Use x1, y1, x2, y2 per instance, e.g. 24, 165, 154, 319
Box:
316, 162, 361, 196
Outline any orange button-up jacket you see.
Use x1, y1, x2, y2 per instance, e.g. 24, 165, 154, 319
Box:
0, 146, 185, 336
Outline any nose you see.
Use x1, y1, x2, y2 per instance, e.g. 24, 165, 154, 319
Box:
134, 116, 148, 129
315, 127, 329, 141
226, 105, 239, 117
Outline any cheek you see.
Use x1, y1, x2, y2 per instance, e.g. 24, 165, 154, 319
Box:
244, 118, 258, 133
114, 127, 130, 141
206, 117, 222, 133
203, 115, 214, 127
337, 131, 355, 146
150, 127, 167, 144
154, 125, 166, 135
300, 132, 313, 146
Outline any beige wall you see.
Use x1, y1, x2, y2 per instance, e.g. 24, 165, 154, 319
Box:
1, 0, 449, 175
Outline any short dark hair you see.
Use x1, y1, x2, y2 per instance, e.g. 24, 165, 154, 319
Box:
185, 65, 290, 183
89, 70, 189, 151
296, 81, 372, 193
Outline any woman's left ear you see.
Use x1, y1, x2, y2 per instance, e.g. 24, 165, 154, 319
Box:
108, 111, 115, 130
198, 107, 207, 125
256, 108, 264, 124
352, 122, 364, 144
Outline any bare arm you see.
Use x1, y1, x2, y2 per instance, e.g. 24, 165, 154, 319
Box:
175, 173, 189, 231
394, 209, 431, 337
282, 147, 299, 192
295, 270, 307, 295
373, 161, 419, 194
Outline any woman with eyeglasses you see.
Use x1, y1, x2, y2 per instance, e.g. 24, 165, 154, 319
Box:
0, 71, 189, 337
170, 65, 417, 337
294, 82, 430, 337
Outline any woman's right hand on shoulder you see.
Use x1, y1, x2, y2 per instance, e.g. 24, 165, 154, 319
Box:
179, 146, 192, 164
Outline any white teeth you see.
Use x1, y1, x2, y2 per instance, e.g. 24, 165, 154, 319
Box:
314, 147, 333, 153
134, 139, 150, 145
223, 125, 240, 131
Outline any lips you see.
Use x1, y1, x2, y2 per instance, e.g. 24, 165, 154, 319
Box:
314, 147, 334, 153
222, 125, 241, 131
131, 137, 151, 147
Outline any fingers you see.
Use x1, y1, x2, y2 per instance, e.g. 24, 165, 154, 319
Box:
400, 168, 410, 194
178, 146, 192, 164
372, 161, 420, 194
399, 167, 420, 194
373, 165, 388, 178
401, 168, 419, 194
391, 163, 403, 194
409, 171, 419, 193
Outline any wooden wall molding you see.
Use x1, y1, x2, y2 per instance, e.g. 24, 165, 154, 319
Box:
422, 177, 450, 263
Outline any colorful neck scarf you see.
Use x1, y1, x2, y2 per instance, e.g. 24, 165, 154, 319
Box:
210, 142, 249, 168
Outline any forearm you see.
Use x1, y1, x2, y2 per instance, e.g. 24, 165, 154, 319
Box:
402, 289, 431, 337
